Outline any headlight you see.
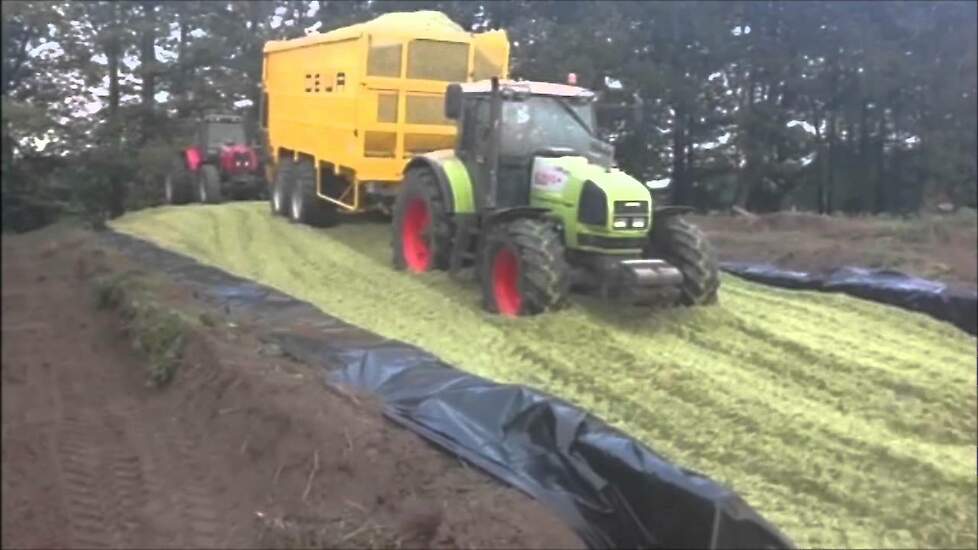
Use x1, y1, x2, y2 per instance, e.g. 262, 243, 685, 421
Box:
613, 218, 628, 229
630, 218, 646, 228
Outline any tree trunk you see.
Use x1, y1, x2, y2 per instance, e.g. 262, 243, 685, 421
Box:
684, 112, 696, 208
826, 110, 836, 214
859, 100, 870, 212
733, 75, 757, 209
139, 1, 157, 145
671, 105, 689, 205
174, 3, 189, 119
874, 112, 886, 213
97, 2, 125, 219
248, 2, 263, 135
813, 113, 825, 214
106, 2, 120, 138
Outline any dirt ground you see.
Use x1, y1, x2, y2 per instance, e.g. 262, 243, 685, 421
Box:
689, 210, 978, 289
1, 225, 582, 549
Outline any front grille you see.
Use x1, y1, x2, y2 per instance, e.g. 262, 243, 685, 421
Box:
577, 180, 608, 226
578, 234, 646, 250
614, 200, 650, 215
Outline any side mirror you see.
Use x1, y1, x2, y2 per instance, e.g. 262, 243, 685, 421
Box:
646, 179, 670, 190
445, 83, 463, 120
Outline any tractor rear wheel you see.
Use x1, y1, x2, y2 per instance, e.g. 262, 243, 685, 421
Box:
197, 164, 223, 204
270, 158, 294, 216
289, 159, 337, 227
164, 160, 192, 205
391, 167, 452, 272
645, 215, 719, 305
479, 218, 570, 317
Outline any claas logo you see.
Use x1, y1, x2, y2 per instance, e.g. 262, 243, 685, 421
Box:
533, 166, 569, 189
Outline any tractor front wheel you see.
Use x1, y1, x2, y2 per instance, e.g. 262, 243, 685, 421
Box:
391, 167, 452, 272
289, 159, 338, 227
479, 218, 570, 317
197, 164, 223, 204
645, 215, 719, 305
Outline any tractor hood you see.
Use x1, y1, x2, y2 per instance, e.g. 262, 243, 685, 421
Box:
530, 155, 651, 207
529, 155, 655, 250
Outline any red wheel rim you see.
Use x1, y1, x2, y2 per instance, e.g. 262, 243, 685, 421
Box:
492, 248, 521, 317
402, 198, 431, 272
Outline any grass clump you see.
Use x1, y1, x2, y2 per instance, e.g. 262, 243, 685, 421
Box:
92, 269, 194, 386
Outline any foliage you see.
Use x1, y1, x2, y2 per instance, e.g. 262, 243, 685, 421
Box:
1, 0, 976, 231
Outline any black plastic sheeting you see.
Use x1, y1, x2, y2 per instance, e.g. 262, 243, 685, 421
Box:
720, 262, 977, 335
101, 231, 793, 549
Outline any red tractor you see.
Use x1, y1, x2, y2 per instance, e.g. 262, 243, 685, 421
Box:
164, 114, 265, 204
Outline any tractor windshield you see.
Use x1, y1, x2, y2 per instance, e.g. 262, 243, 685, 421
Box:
500, 96, 597, 158
206, 122, 246, 147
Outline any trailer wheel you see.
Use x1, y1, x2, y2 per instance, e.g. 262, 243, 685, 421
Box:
164, 160, 192, 205
270, 159, 294, 216
391, 167, 452, 272
289, 159, 337, 227
646, 215, 719, 305
479, 218, 570, 317
197, 164, 223, 204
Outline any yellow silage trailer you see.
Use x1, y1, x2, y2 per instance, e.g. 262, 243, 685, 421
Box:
260, 11, 509, 225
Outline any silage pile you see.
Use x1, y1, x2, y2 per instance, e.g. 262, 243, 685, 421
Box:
112, 202, 977, 549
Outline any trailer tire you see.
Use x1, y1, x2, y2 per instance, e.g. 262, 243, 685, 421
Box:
289, 159, 337, 227
480, 218, 570, 317
197, 164, 223, 204
270, 159, 294, 216
646, 215, 719, 305
391, 167, 452, 272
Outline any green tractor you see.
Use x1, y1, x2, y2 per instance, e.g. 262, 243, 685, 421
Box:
391, 78, 719, 317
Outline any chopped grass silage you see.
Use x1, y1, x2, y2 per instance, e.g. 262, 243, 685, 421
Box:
112, 202, 978, 549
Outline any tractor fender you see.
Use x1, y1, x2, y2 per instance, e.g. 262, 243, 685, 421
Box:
486, 207, 550, 226
404, 157, 455, 211
184, 147, 203, 172
403, 154, 476, 214
653, 205, 695, 218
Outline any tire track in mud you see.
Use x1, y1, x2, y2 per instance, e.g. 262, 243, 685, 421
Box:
54, 413, 149, 548
50, 357, 148, 550
111, 203, 978, 550
33, 268, 229, 549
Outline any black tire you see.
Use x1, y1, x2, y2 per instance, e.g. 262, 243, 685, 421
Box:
289, 159, 338, 227
197, 164, 223, 204
645, 215, 720, 305
164, 160, 192, 205
479, 218, 571, 317
269, 158, 294, 216
391, 167, 453, 272
250, 175, 269, 201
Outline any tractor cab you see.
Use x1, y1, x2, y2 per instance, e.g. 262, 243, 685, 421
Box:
197, 114, 247, 156
445, 80, 615, 210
